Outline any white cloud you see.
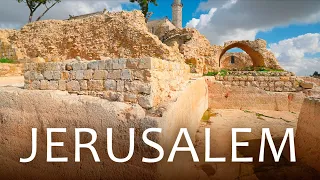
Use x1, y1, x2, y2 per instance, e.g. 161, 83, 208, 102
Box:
187, 0, 320, 45
269, 33, 320, 76
0, 0, 129, 29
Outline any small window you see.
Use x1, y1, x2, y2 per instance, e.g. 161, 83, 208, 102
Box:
230, 56, 235, 64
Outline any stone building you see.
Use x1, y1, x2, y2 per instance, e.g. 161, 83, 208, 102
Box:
147, 0, 183, 39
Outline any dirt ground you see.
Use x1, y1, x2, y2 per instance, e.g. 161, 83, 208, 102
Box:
0, 76, 23, 87
195, 109, 320, 180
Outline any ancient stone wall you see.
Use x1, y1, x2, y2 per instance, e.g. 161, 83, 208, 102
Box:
24, 58, 190, 109
0, 30, 19, 60
0, 63, 23, 76
211, 71, 301, 92
220, 52, 253, 70
206, 77, 306, 112
296, 97, 320, 172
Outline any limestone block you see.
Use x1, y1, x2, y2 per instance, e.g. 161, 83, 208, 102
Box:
31, 80, 40, 90
275, 81, 284, 87
269, 77, 280, 81
88, 61, 99, 70
84, 70, 93, 80
300, 82, 314, 89
284, 82, 293, 88
75, 70, 84, 80
247, 76, 254, 81
107, 70, 121, 80
113, 59, 126, 69
52, 71, 61, 80
116, 80, 125, 92
40, 80, 49, 90
256, 76, 265, 82
88, 80, 104, 91
239, 81, 245, 87
58, 80, 66, 91
104, 80, 117, 91
227, 76, 233, 81
125, 81, 151, 94
275, 86, 283, 92
124, 93, 137, 103
138, 95, 153, 109
98, 60, 106, 70
66, 80, 80, 91
70, 71, 76, 80
252, 81, 259, 87
280, 76, 290, 82
93, 70, 108, 80
105, 60, 113, 70
138, 58, 152, 69
232, 81, 239, 86
104, 91, 124, 101
126, 59, 139, 69
245, 81, 251, 86
72, 62, 87, 70
61, 71, 70, 80
260, 82, 268, 88
43, 71, 53, 80
80, 80, 88, 90
48, 81, 59, 90
121, 69, 132, 80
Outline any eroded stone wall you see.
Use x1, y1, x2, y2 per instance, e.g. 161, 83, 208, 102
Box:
24, 58, 190, 109
220, 52, 253, 70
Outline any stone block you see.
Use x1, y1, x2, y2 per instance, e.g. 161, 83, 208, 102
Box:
88, 61, 99, 70
88, 80, 104, 91
138, 95, 153, 109
247, 76, 254, 81
280, 76, 290, 82
52, 71, 61, 80
75, 70, 84, 80
232, 81, 239, 86
124, 93, 137, 103
138, 58, 152, 69
125, 81, 151, 94
93, 70, 107, 80
58, 80, 66, 91
72, 62, 87, 70
66, 64, 73, 71
84, 70, 93, 80
80, 80, 88, 90
108, 70, 121, 79
104, 80, 117, 91
284, 82, 293, 88
113, 59, 126, 69
70, 71, 76, 80
98, 60, 106, 70
105, 60, 113, 70
126, 59, 139, 69
40, 80, 49, 90
275, 87, 283, 92
275, 81, 284, 87
252, 81, 259, 87
43, 71, 53, 80
121, 69, 132, 80
31, 80, 40, 90
116, 80, 125, 92
48, 81, 59, 90
61, 71, 70, 80
300, 82, 314, 89
66, 80, 80, 91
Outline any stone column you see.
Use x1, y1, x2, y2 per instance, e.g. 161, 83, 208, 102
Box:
172, 0, 183, 28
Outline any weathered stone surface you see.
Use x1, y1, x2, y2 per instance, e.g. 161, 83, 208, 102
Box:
104, 80, 117, 91
138, 95, 153, 109
88, 80, 104, 91
83, 70, 93, 80
93, 70, 107, 80
300, 82, 314, 89
66, 80, 80, 91
121, 69, 132, 80
58, 80, 66, 90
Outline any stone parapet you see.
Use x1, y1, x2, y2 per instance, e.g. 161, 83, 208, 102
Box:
24, 58, 190, 109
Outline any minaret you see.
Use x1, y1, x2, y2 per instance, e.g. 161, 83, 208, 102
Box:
172, 0, 183, 28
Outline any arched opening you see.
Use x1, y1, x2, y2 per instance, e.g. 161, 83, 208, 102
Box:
219, 48, 253, 70
219, 42, 265, 68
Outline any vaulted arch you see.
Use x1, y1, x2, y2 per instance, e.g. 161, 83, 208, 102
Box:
219, 42, 265, 68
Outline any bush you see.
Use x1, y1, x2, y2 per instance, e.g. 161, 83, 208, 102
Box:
204, 71, 218, 76
0, 58, 14, 64
219, 69, 228, 76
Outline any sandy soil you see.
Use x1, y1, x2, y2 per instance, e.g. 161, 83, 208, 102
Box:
0, 76, 24, 87
195, 109, 320, 180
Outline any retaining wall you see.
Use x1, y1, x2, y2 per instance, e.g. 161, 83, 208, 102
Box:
24, 58, 190, 109
212, 71, 301, 92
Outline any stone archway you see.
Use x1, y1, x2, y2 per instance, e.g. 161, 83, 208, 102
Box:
219, 41, 265, 68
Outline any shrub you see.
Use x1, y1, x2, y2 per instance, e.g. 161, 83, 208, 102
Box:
0, 58, 14, 64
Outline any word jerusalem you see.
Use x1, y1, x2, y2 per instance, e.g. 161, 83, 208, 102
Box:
20, 128, 296, 163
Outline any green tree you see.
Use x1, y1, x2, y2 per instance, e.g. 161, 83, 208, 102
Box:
130, 0, 158, 21
17, 0, 61, 23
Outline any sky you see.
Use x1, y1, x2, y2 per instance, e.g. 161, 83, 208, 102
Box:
0, 0, 319, 76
